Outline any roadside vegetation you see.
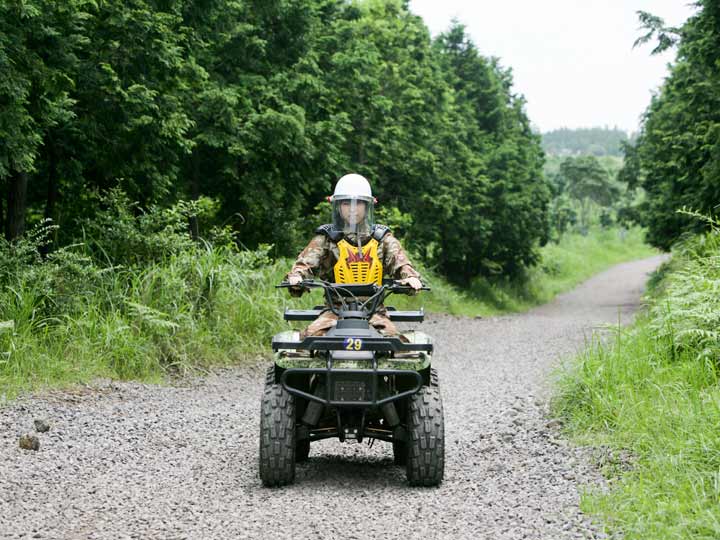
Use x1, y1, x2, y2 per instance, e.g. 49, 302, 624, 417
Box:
0, 0, 657, 399
0, 189, 654, 398
554, 214, 720, 539
553, 2, 720, 536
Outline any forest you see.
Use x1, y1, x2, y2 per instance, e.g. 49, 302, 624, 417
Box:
542, 127, 629, 157
1, 0, 549, 285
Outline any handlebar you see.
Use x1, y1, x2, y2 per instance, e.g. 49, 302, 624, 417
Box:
276, 280, 430, 294
276, 280, 430, 318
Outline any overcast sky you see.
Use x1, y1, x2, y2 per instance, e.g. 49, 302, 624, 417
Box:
408, 1, 698, 133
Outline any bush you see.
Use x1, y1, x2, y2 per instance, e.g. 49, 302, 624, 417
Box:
0, 198, 309, 396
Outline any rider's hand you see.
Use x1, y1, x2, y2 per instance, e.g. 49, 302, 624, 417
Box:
399, 277, 423, 295
287, 273, 304, 297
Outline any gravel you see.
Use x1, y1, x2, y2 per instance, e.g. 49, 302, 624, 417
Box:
0, 255, 665, 539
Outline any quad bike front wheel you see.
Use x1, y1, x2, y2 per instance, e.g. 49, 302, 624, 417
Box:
259, 383, 296, 487
406, 386, 445, 486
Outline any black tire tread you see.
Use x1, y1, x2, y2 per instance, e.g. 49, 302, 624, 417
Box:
406, 386, 444, 486
265, 366, 275, 387
259, 384, 296, 487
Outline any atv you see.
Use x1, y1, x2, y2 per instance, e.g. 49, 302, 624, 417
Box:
259, 280, 444, 487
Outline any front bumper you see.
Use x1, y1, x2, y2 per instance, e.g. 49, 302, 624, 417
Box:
280, 362, 422, 408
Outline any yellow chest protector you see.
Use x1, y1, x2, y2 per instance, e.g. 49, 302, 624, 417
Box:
334, 239, 383, 285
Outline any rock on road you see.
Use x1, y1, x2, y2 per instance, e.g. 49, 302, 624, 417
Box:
0, 256, 665, 540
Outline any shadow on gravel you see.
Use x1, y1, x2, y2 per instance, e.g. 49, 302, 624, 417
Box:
295, 454, 408, 487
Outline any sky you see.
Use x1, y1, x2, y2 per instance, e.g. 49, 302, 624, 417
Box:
408, 0, 698, 134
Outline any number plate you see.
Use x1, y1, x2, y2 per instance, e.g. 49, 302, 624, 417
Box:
343, 337, 364, 351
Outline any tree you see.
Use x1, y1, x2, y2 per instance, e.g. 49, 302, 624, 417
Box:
0, 1, 89, 239
560, 156, 619, 231
621, 1, 720, 249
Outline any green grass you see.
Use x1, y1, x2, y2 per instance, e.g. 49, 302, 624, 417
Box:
553, 222, 720, 539
0, 225, 655, 400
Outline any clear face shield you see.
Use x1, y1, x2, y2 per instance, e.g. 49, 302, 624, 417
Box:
332, 196, 375, 240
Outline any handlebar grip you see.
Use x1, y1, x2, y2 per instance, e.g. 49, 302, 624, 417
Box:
389, 286, 431, 295
277, 281, 320, 288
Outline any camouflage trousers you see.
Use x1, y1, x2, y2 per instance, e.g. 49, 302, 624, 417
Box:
302, 309, 399, 337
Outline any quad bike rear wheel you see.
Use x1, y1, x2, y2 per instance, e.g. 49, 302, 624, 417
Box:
406, 386, 444, 486
259, 384, 296, 487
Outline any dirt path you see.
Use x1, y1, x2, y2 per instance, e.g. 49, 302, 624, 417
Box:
0, 256, 665, 540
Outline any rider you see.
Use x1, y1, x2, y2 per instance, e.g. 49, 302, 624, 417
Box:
286, 173, 422, 336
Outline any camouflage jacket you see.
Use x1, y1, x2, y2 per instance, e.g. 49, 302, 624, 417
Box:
287, 228, 420, 283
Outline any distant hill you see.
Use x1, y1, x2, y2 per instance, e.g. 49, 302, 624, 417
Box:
542, 127, 629, 157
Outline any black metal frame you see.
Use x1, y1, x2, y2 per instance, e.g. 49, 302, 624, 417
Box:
277, 280, 430, 320
283, 307, 425, 322
280, 360, 423, 408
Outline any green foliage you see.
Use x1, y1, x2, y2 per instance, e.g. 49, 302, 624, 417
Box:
0, 0, 550, 285
561, 156, 618, 206
425, 23, 550, 282
554, 216, 720, 539
0, 0, 87, 177
0, 205, 654, 397
545, 154, 634, 238
542, 127, 629, 157
558, 155, 621, 231
475, 226, 656, 312
621, 1, 720, 250
0, 207, 304, 394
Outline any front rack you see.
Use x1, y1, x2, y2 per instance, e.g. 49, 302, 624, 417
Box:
272, 335, 433, 354
283, 307, 425, 322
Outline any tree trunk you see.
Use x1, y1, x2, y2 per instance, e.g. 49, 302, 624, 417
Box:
6, 170, 28, 241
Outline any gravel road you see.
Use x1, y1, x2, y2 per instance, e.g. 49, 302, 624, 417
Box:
0, 255, 665, 540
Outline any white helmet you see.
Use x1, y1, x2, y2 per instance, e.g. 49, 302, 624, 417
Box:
333, 173, 373, 199
331, 173, 375, 236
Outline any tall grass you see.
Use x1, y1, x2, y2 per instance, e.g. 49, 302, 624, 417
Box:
0, 241, 304, 397
554, 214, 720, 539
0, 195, 655, 399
